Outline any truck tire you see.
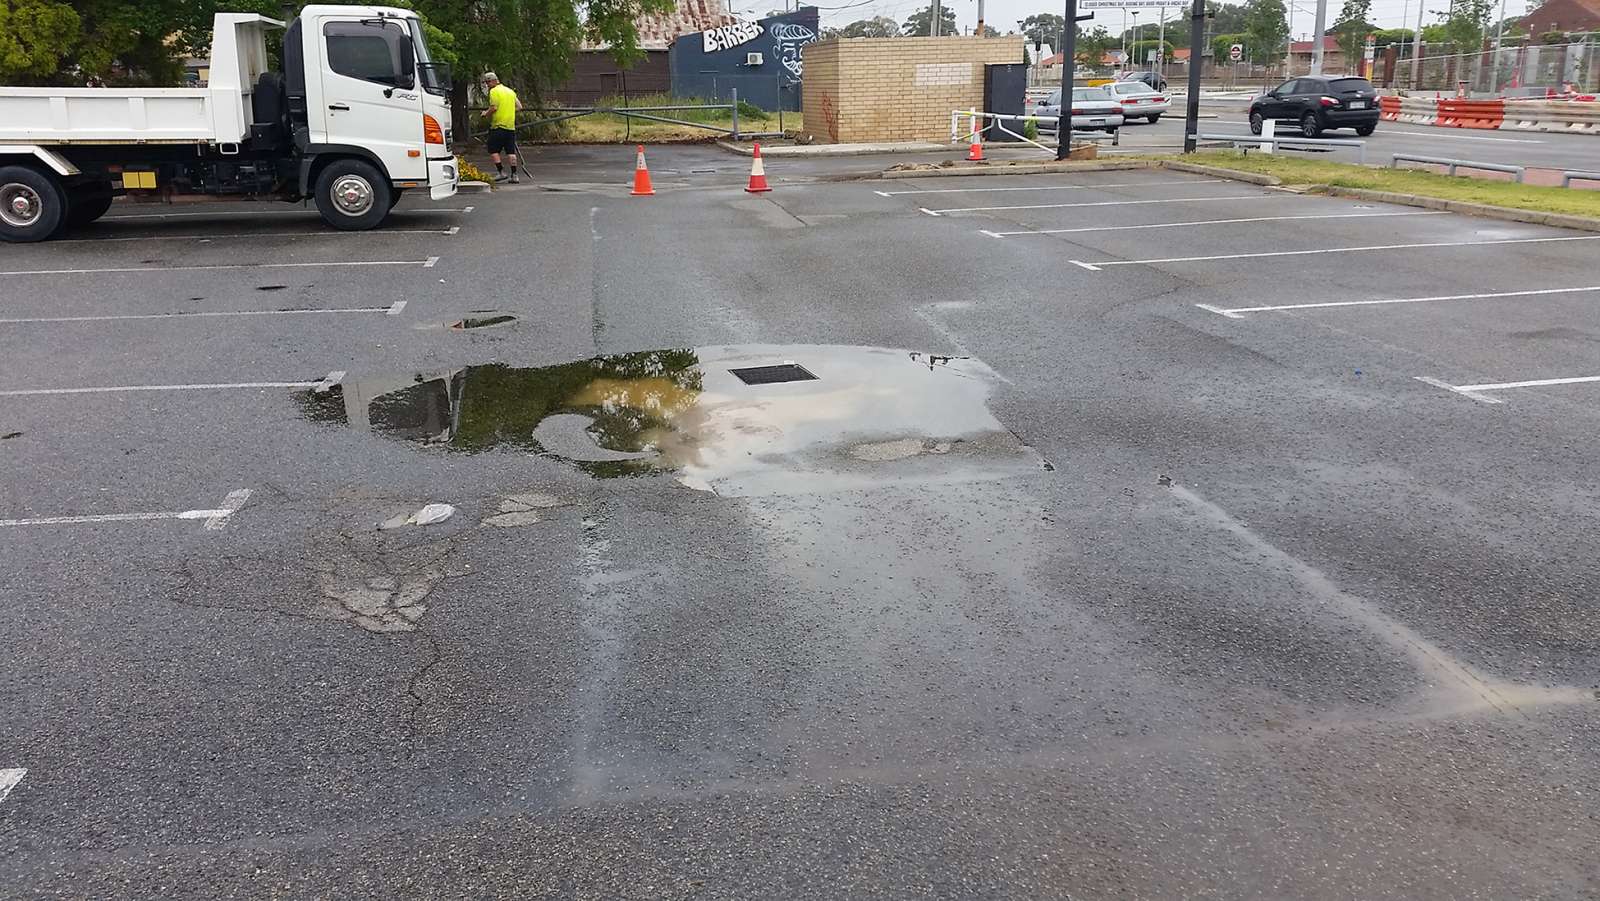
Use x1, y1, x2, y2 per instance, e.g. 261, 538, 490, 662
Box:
313, 158, 391, 231
0, 165, 67, 243
66, 181, 115, 227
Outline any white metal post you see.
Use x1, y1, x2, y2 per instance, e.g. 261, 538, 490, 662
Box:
1311, 0, 1328, 75
1412, 0, 1426, 88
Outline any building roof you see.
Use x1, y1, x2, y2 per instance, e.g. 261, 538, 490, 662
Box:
582, 0, 741, 51
1172, 47, 1191, 60
1288, 36, 1341, 53
1516, 0, 1600, 32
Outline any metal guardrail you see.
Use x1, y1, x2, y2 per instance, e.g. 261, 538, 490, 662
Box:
484, 87, 751, 141
1391, 153, 1525, 183
950, 110, 1121, 156
1562, 170, 1600, 188
1188, 133, 1367, 164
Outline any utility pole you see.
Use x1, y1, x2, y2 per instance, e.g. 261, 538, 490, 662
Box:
1132, 11, 1141, 69
1411, 1, 1426, 88
1055, 3, 1095, 160
1491, 0, 1509, 90
931, 0, 942, 36
1158, 7, 1167, 73
1311, 0, 1328, 75
1184, 0, 1210, 151
976, 0, 984, 36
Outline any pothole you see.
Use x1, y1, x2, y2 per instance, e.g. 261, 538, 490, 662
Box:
450, 312, 518, 330
296, 346, 1049, 496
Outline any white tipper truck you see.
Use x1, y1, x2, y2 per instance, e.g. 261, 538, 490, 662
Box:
0, 4, 458, 242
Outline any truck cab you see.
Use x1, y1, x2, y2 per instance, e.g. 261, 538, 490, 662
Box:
0, 4, 458, 242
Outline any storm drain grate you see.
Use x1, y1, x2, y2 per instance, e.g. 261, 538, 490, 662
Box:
729, 363, 818, 385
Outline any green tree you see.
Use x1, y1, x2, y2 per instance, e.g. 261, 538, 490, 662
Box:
1020, 12, 1065, 46
1373, 27, 1414, 47
0, 0, 81, 82
1210, 2, 1251, 36
1128, 39, 1175, 66
1212, 32, 1247, 63
824, 16, 899, 38
902, 4, 957, 36
1331, 0, 1373, 65
1439, 0, 1492, 49
1076, 25, 1115, 68
1241, 0, 1288, 64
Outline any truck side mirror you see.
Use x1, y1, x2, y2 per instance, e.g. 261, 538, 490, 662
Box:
397, 33, 416, 89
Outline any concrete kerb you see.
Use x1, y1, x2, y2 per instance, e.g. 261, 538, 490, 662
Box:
1156, 160, 1282, 186
716, 140, 950, 157
1317, 186, 1600, 233
1157, 160, 1600, 233
880, 160, 1160, 179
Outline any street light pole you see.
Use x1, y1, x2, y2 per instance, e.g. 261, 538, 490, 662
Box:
1132, 11, 1141, 70
1184, 0, 1208, 152
1411, 1, 1426, 88
1056, 2, 1095, 160
1311, 0, 1328, 75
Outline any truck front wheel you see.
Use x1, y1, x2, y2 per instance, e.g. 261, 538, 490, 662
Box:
313, 159, 392, 231
0, 165, 67, 243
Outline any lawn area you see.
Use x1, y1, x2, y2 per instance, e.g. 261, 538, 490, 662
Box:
493, 94, 794, 143
1173, 150, 1600, 220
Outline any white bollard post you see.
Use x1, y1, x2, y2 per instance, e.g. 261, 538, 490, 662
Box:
1261, 117, 1276, 154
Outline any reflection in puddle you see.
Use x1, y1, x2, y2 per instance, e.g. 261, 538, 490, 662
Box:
297, 345, 1045, 495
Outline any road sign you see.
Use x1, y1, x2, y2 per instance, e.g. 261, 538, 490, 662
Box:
1081, 0, 1186, 7
1229, 43, 1243, 62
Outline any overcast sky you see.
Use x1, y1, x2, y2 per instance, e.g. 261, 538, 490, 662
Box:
727, 0, 1533, 39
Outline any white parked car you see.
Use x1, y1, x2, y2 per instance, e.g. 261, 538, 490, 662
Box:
1106, 80, 1171, 123
1033, 87, 1125, 133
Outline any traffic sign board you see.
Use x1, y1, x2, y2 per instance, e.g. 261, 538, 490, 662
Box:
1229, 43, 1243, 62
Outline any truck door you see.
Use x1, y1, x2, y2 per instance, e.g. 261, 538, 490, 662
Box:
316, 16, 427, 181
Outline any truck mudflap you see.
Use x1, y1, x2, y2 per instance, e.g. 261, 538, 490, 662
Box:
428, 156, 458, 201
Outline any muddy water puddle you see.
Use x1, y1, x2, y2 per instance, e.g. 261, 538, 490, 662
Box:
298, 345, 1047, 496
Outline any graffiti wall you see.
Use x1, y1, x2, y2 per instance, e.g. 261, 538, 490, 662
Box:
668, 7, 820, 111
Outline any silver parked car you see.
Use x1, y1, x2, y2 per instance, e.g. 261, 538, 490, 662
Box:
1106, 80, 1171, 123
1034, 87, 1125, 133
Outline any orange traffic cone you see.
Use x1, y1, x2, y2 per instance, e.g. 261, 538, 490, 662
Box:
966, 134, 985, 161
745, 142, 772, 193
630, 145, 654, 196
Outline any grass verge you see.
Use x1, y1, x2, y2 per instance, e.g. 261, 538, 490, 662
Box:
1167, 151, 1600, 219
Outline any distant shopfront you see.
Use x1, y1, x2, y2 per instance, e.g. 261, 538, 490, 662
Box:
669, 8, 819, 111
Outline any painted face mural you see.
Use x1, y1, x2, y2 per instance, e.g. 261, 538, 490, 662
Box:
769, 22, 817, 80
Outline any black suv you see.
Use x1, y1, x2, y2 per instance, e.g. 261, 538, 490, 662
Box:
1119, 70, 1168, 93
1249, 76, 1380, 137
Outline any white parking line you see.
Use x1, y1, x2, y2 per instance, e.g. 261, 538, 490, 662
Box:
1416, 373, 1600, 403
0, 259, 436, 278
0, 300, 407, 324
1199, 284, 1600, 317
872, 179, 1223, 196
46, 226, 459, 244
982, 209, 1445, 238
1, 489, 252, 530
102, 207, 472, 220
0, 371, 342, 397
920, 194, 1282, 216
1073, 234, 1600, 270
0, 769, 23, 805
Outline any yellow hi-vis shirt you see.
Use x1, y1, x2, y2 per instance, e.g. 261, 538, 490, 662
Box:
489, 84, 518, 129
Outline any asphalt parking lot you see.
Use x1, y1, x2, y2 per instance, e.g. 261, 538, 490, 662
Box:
3, 147, 1598, 898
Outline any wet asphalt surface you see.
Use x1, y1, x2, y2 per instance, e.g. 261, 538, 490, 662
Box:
2, 143, 1599, 899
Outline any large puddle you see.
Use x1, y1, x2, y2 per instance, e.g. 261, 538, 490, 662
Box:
298, 345, 1047, 496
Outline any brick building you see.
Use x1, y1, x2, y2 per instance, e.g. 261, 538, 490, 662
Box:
802, 36, 1026, 142
1517, 0, 1600, 36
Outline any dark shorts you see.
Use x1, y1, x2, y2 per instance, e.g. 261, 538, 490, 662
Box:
486, 127, 517, 155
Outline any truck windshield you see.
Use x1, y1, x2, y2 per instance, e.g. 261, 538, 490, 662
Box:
407, 18, 451, 96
